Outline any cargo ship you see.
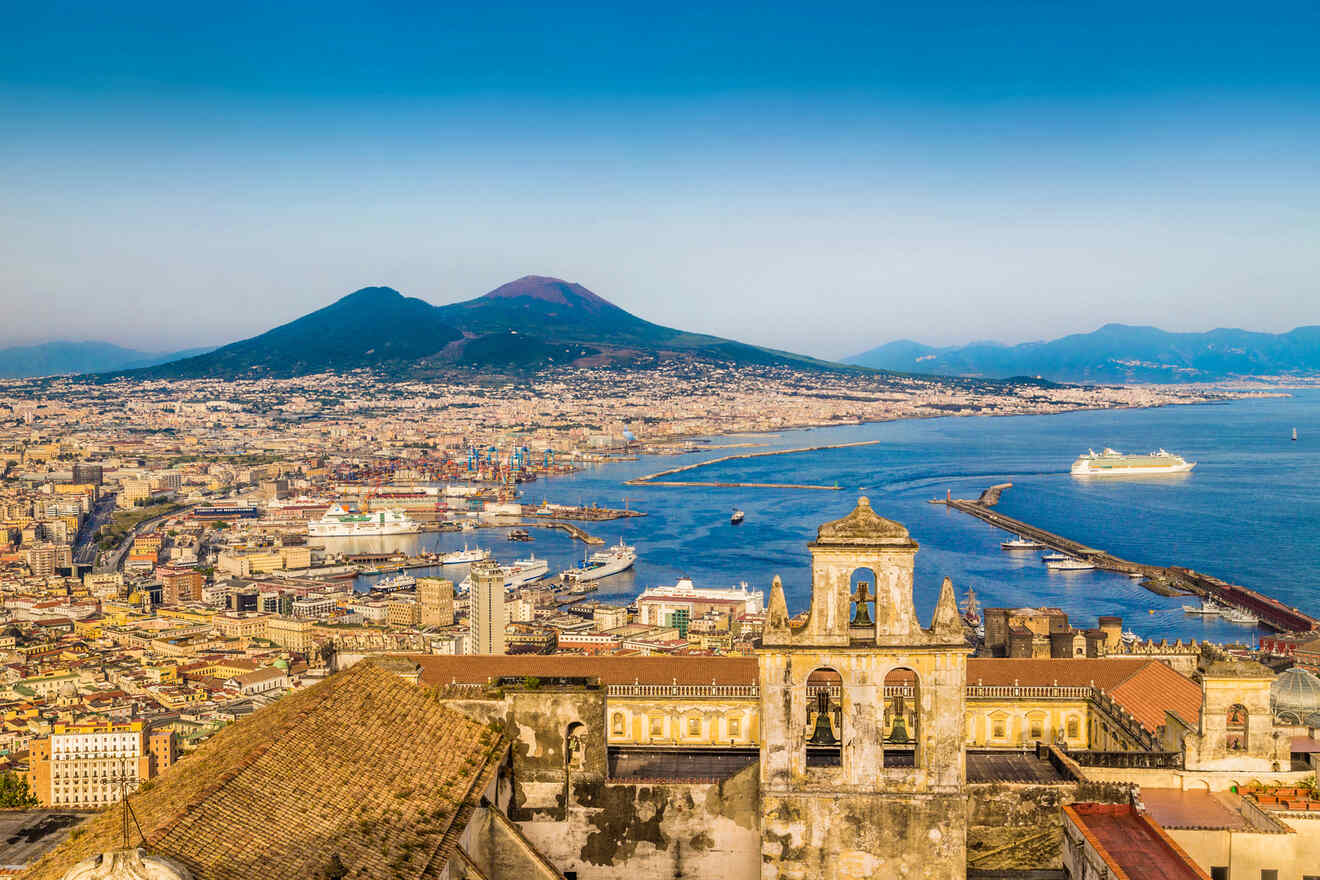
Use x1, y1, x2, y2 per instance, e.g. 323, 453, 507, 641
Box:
308, 504, 421, 537
1070, 448, 1195, 477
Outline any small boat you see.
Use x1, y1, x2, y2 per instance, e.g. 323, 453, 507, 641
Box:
1293, 427, 1299, 441
1222, 608, 1260, 625
731, 509, 745, 525
1041, 552, 1069, 563
1183, 599, 1223, 616
1001, 535, 1042, 550
1045, 557, 1095, 571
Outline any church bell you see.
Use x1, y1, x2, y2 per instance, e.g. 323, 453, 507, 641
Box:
807, 689, 839, 746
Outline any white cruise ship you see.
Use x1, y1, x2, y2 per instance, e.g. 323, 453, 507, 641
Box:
459, 554, 550, 592
308, 504, 421, 537
635, 578, 765, 626
441, 544, 490, 565
1070, 448, 1195, 477
561, 540, 637, 584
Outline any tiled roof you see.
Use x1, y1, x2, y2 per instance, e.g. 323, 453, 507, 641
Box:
22, 661, 507, 880
967, 658, 1203, 732
410, 653, 759, 687
1063, 803, 1210, 880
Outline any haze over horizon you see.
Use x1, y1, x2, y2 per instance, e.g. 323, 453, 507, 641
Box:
3, 1, 1319, 358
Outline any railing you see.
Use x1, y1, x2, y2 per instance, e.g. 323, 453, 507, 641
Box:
966, 685, 1093, 699
607, 684, 760, 698
1065, 749, 1182, 769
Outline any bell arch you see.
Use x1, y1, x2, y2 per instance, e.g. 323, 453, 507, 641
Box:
883, 667, 920, 767
805, 667, 843, 767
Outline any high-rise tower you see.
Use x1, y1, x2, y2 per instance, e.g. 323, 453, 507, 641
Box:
469, 560, 506, 655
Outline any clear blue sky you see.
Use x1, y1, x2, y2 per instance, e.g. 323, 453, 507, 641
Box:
2, 0, 1318, 357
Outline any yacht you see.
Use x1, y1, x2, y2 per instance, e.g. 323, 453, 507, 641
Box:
1071, 448, 1195, 477
561, 540, 637, 585
440, 544, 489, 565
1001, 535, 1042, 550
1040, 552, 1069, 563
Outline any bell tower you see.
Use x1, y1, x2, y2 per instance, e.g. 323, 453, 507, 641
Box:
758, 497, 970, 880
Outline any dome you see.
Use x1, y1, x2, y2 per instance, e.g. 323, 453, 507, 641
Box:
62, 849, 192, 880
1272, 667, 1320, 714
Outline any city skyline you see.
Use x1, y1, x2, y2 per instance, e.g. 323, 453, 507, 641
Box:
3, 1, 1320, 356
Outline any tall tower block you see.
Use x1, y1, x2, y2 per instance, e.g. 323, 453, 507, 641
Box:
758, 497, 971, 880
469, 559, 506, 655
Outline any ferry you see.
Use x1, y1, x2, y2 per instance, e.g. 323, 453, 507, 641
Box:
308, 504, 421, 537
440, 544, 489, 565
1070, 448, 1195, 477
1044, 557, 1095, 571
561, 540, 637, 584
1001, 535, 1042, 550
372, 574, 417, 592
459, 554, 549, 591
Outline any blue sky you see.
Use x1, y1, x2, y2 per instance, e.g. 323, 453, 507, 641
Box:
2, 1, 1318, 356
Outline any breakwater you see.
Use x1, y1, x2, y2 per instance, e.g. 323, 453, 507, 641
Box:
940, 485, 1319, 634
625, 440, 890, 490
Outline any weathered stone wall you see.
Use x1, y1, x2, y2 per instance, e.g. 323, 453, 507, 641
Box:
514, 764, 762, 880
965, 782, 1130, 872
761, 792, 966, 879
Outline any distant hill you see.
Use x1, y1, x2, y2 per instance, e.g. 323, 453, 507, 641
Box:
846, 324, 1320, 383
128, 276, 848, 379
0, 341, 212, 379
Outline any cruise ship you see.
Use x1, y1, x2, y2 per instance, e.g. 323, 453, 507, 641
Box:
308, 504, 421, 537
441, 544, 490, 565
561, 540, 637, 585
459, 554, 549, 592
1070, 448, 1195, 477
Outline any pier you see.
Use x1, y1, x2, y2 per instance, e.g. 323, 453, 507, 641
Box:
626, 439, 889, 490
939, 484, 1320, 634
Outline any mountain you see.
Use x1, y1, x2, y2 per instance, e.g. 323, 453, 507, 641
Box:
846, 324, 1320, 383
142, 287, 465, 378
130, 276, 847, 379
0, 341, 212, 379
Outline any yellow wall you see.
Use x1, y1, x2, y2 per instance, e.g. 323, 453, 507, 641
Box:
606, 697, 759, 747
964, 700, 1090, 750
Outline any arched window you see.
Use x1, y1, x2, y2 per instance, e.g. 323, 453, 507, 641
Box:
1226, 704, 1248, 751
611, 712, 625, 737
848, 568, 878, 628
884, 667, 919, 767
565, 722, 586, 771
805, 667, 843, 768
1066, 716, 1080, 739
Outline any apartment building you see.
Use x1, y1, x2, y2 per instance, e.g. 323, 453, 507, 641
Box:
27, 720, 177, 808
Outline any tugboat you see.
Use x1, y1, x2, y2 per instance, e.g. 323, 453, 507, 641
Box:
730, 509, 745, 525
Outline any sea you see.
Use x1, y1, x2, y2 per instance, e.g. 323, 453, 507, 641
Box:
328, 389, 1320, 645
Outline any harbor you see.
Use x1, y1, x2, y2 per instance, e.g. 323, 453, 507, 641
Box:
938, 483, 1320, 634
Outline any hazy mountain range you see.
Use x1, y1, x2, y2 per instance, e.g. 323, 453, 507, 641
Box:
120, 276, 844, 379
847, 324, 1320, 383
0, 341, 212, 379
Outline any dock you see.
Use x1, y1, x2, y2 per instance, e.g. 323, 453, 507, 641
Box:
626, 439, 885, 490
939, 485, 1320, 634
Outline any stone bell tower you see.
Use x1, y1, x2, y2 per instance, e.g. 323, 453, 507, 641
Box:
758, 497, 970, 880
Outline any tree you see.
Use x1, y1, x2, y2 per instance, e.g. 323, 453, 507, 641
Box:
0, 771, 39, 807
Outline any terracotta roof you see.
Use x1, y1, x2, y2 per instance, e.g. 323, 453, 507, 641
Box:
410, 654, 759, 687
967, 658, 1203, 732
1140, 788, 1288, 833
1063, 803, 1210, 880
21, 661, 508, 880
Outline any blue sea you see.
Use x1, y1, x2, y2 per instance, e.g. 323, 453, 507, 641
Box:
340, 389, 1320, 645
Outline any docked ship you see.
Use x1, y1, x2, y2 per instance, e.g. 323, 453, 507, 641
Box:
1070, 448, 1195, 477
308, 504, 421, 537
1000, 535, 1042, 550
372, 574, 417, 592
441, 544, 490, 565
1044, 556, 1095, 571
459, 554, 549, 591
561, 540, 637, 585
